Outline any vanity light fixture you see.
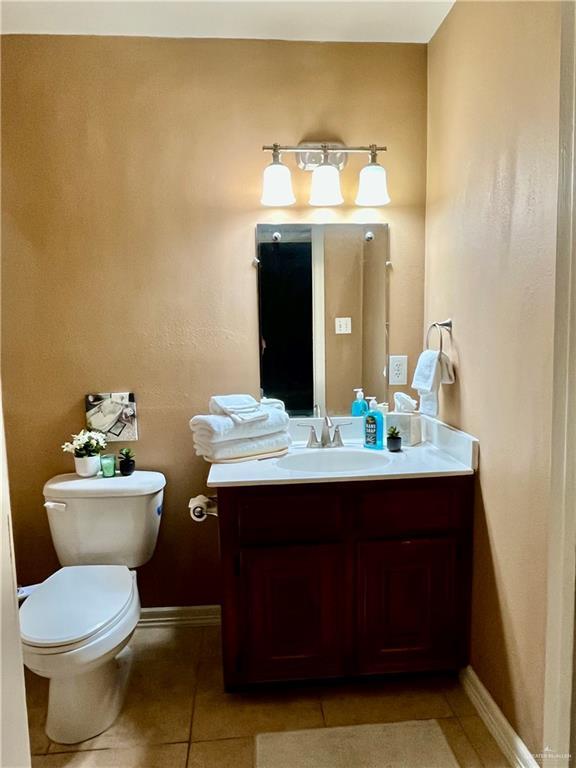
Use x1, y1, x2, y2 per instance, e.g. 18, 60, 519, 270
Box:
260, 144, 296, 207
261, 143, 389, 207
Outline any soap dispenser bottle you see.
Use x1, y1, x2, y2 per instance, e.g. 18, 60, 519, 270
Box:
364, 397, 384, 450
351, 388, 369, 417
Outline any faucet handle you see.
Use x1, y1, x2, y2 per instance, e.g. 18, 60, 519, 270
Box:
297, 423, 321, 449
331, 424, 349, 448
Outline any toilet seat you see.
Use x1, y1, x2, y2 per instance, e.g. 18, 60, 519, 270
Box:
20, 565, 135, 650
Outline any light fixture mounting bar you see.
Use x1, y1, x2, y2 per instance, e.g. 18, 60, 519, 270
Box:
262, 144, 387, 154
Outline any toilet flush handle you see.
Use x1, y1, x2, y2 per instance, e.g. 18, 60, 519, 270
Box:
44, 501, 67, 514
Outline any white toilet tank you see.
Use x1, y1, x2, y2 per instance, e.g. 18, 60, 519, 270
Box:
43, 471, 166, 567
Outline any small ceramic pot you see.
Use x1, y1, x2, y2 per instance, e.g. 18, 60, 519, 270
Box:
119, 459, 136, 477
74, 455, 101, 477
387, 436, 402, 452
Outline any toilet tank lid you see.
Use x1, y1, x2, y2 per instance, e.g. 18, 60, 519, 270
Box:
43, 470, 166, 499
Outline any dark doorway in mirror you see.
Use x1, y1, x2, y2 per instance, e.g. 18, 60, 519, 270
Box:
258, 240, 314, 416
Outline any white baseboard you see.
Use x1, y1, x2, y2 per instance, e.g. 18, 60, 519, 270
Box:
460, 666, 539, 768
138, 605, 221, 628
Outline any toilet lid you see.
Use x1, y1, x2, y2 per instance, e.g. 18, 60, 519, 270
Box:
20, 566, 135, 648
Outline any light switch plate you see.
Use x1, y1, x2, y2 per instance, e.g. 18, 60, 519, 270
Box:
335, 317, 352, 334
389, 355, 408, 385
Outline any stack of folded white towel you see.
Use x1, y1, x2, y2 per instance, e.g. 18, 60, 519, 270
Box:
190, 395, 291, 463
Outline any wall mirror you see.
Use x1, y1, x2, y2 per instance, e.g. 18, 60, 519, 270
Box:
256, 223, 389, 416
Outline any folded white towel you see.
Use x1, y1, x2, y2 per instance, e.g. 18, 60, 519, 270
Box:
419, 391, 439, 417
412, 350, 455, 391
440, 353, 455, 384
194, 431, 292, 463
190, 408, 289, 443
209, 394, 268, 423
260, 397, 286, 411
412, 350, 440, 393
412, 350, 455, 418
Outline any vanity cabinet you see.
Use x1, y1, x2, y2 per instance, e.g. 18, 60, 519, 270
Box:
217, 476, 473, 689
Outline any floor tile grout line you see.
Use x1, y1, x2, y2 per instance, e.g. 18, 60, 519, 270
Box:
185, 626, 206, 766
191, 735, 258, 745
319, 698, 327, 728
46, 740, 190, 757
438, 717, 479, 768
455, 717, 490, 768
452, 705, 501, 768
449, 690, 488, 767
442, 689, 458, 718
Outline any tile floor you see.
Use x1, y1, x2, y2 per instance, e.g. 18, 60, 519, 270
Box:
26, 625, 511, 768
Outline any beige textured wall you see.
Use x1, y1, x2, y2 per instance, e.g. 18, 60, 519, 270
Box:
426, 2, 560, 751
1, 36, 426, 606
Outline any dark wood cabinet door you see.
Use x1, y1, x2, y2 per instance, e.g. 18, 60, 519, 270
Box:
239, 544, 347, 682
356, 537, 460, 673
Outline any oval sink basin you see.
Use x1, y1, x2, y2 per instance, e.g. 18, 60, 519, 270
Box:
277, 448, 391, 474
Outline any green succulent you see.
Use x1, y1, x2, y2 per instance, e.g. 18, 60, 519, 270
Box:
119, 447, 135, 461
387, 426, 401, 439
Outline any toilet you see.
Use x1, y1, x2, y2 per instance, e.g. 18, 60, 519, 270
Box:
19, 470, 166, 744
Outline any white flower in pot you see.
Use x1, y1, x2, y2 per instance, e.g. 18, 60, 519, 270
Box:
62, 429, 107, 477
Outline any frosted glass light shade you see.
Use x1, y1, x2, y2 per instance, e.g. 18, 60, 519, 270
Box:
355, 162, 391, 206
309, 163, 344, 207
261, 162, 295, 206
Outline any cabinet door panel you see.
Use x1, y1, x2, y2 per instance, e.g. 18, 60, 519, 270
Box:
356, 538, 459, 673
240, 544, 346, 682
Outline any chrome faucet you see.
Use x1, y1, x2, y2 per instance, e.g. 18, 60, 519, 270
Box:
298, 414, 349, 448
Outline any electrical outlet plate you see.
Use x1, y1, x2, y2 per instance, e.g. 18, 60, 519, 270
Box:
389, 355, 408, 386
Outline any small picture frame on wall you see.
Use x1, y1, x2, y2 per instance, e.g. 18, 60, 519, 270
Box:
85, 392, 138, 442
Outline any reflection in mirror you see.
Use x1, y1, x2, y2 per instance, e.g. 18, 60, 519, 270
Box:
256, 223, 389, 416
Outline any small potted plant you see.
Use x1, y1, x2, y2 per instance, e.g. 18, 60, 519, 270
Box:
62, 429, 107, 477
118, 447, 136, 476
386, 425, 402, 452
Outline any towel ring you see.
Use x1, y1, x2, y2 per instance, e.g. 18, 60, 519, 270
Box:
426, 319, 453, 354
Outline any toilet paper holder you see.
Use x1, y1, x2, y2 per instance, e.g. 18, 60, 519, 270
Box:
189, 494, 218, 522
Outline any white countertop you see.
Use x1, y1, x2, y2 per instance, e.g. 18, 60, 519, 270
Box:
208, 419, 478, 488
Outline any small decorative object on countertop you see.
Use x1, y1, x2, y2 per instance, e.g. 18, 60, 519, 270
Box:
100, 454, 116, 478
386, 425, 402, 452
62, 429, 107, 477
118, 447, 136, 476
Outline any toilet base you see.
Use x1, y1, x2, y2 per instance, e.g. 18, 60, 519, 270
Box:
46, 645, 133, 744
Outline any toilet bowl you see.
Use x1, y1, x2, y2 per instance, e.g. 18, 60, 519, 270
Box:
20, 470, 166, 744
20, 565, 140, 744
